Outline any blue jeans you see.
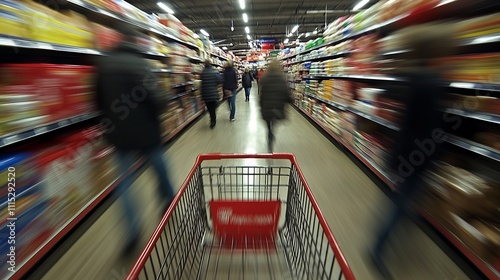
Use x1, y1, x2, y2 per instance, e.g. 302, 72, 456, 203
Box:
244, 87, 251, 100
227, 89, 237, 119
115, 145, 175, 240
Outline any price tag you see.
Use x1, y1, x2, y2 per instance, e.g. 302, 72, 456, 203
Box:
38, 42, 54, 50
3, 135, 20, 145
0, 38, 15, 47
469, 145, 484, 154
34, 126, 48, 135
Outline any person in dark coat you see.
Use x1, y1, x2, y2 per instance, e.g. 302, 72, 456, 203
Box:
370, 23, 455, 278
258, 60, 293, 152
95, 24, 175, 252
223, 60, 238, 121
201, 59, 222, 128
242, 68, 253, 102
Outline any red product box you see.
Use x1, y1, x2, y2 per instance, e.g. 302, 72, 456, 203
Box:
93, 24, 122, 51
0, 64, 65, 121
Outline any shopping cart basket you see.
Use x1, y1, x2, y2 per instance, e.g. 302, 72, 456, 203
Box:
127, 153, 355, 280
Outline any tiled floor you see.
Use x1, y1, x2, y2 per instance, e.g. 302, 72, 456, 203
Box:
35, 83, 468, 279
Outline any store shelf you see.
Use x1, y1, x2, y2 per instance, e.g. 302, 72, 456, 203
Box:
168, 90, 192, 101
210, 52, 228, 61
347, 107, 400, 131
302, 92, 400, 130
304, 74, 403, 82
164, 109, 204, 142
188, 56, 203, 62
172, 81, 194, 88
65, 0, 199, 50
285, 51, 351, 65
444, 108, 500, 124
448, 81, 500, 92
0, 112, 100, 149
418, 209, 500, 280
0, 36, 102, 55
303, 92, 347, 111
294, 104, 396, 189
12, 157, 146, 280
446, 134, 500, 162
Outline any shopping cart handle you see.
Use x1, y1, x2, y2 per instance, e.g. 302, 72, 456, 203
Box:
196, 153, 297, 163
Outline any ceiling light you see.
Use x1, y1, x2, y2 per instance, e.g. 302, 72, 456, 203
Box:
247, 34, 251, 40
193, 33, 199, 38
289, 33, 293, 37
291, 25, 299, 33
306, 32, 310, 37
200, 29, 209, 36
298, 33, 304, 38
239, 0, 245, 9
313, 29, 317, 34
242, 13, 248, 23
222, 46, 228, 50
157, 2, 174, 14
231, 26, 234, 31
284, 38, 289, 44
245, 26, 249, 33
353, 0, 369, 11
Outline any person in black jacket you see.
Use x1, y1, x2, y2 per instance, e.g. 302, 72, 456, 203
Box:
201, 59, 222, 128
223, 60, 238, 121
242, 68, 253, 102
370, 24, 455, 278
258, 60, 293, 152
95, 24, 175, 252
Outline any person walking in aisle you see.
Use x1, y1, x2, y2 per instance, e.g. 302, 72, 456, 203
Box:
94, 24, 175, 252
201, 59, 222, 128
370, 23, 455, 278
242, 68, 253, 102
223, 60, 238, 121
258, 59, 293, 152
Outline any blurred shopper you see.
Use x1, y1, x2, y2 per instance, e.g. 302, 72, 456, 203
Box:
258, 59, 293, 152
223, 60, 238, 121
201, 59, 222, 128
95, 24, 175, 252
242, 68, 254, 102
371, 23, 455, 277
257, 68, 265, 83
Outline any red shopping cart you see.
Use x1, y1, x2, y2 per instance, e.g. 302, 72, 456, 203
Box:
127, 153, 355, 280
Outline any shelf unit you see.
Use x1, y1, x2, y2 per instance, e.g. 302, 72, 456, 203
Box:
285, 3, 500, 279
65, 0, 199, 50
1, 0, 207, 279
0, 112, 99, 148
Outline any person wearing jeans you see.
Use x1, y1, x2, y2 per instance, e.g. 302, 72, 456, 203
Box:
242, 68, 253, 102
95, 24, 175, 253
201, 59, 221, 128
223, 60, 238, 121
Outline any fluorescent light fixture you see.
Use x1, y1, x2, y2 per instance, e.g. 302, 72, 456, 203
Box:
222, 46, 228, 50
291, 25, 299, 33
353, 0, 369, 11
200, 29, 209, 36
313, 29, 317, 34
242, 13, 248, 23
247, 34, 251, 40
239, 0, 245, 9
157, 2, 174, 14
298, 33, 304, 38
231, 26, 234, 31
306, 32, 310, 37
284, 38, 289, 44
193, 33, 199, 38
245, 26, 250, 33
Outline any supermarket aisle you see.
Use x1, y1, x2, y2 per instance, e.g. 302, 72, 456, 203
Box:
36, 84, 468, 280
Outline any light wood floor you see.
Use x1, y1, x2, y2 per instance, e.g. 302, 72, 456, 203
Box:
35, 84, 468, 280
